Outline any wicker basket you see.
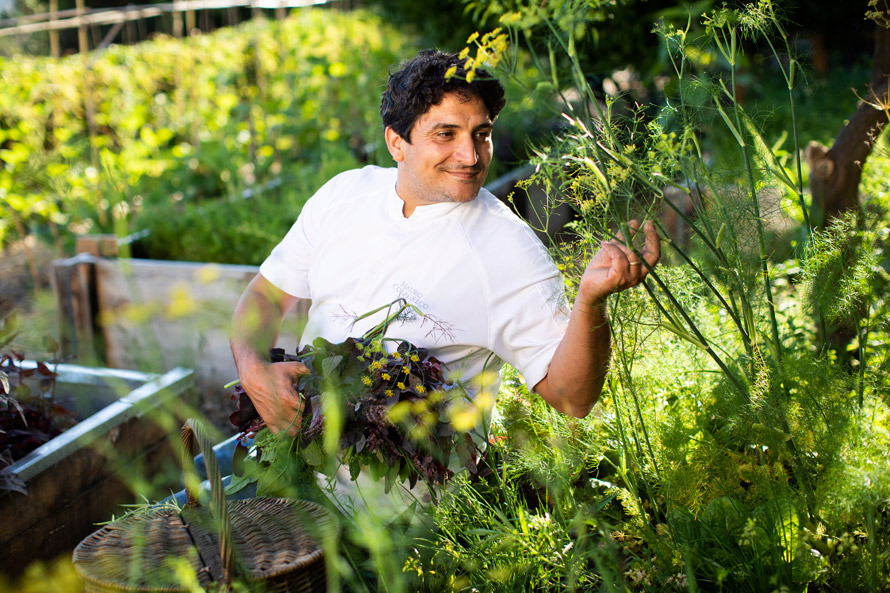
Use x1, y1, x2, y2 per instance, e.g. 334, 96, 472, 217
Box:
72, 419, 334, 593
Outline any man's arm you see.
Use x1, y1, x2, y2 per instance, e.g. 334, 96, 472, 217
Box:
230, 273, 308, 435
534, 221, 660, 418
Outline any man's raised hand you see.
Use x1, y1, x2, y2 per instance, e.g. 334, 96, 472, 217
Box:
578, 220, 661, 306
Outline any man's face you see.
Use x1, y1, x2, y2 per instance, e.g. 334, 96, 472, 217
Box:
386, 92, 493, 217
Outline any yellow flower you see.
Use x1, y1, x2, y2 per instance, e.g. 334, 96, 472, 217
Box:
402, 366, 410, 374
397, 382, 405, 390
417, 385, 426, 394
362, 376, 373, 386
385, 389, 394, 398
410, 354, 419, 362
392, 352, 402, 359
370, 361, 382, 370
382, 373, 391, 381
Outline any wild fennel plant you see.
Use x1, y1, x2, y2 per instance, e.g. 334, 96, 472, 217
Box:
420, 1, 890, 591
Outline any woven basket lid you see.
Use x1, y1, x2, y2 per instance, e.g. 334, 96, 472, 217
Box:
74, 420, 335, 593
73, 498, 332, 592
72, 509, 210, 592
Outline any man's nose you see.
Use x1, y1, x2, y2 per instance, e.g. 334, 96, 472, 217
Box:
453, 135, 479, 166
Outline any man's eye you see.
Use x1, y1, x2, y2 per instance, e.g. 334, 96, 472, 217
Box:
476, 131, 492, 140
437, 131, 454, 139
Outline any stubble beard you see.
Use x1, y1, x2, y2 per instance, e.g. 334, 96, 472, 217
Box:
435, 166, 486, 204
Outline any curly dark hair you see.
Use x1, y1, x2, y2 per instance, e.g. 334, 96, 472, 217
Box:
380, 49, 506, 143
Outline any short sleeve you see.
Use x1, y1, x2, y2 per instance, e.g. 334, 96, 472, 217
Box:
259, 178, 331, 299
486, 230, 570, 390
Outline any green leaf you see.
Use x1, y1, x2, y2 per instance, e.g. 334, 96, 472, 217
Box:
224, 473, 255, 496
715, 223, 727, 250
712, 97, 745, 147
580, 157, 608, 189
384, 462, 398, 493
349, 453, 361, 480
321, 355, 343, 377
301, 440, 324, 466
752, 422, 791, 442
741, 113, 798, 192
660, 315, 708, 350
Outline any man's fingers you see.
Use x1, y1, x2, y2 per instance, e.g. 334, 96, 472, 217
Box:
613, 219, 640, 245
602, 237, 639, 265
598, 240, 627, 263
642, 221, 661, 267
617, 220, 660, 266
277, 361, 310, 376
600, 241, 642, 275
269, 395, 303, 435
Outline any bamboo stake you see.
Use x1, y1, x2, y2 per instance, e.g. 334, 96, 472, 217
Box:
173, 0, 183, 37
49, 0, 59, 57
75, 0, 87, 53
185, 3, 196, 34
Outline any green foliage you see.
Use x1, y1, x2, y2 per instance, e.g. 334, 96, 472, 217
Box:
229, 334, 478, 499
396, 1, 890, 591
0, 9, 414, 262
464, 0, 705, 97
409, 370, 629, 592
801, 212, 879, 324
7, 1, 887, 590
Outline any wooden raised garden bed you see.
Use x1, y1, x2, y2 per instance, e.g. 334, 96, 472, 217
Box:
0, 362, 194, 576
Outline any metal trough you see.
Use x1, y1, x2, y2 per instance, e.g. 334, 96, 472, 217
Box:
0, 362, 195, 576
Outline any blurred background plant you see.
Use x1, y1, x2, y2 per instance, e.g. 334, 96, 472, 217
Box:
0, 9, 410, 263
0, 5, 557, 266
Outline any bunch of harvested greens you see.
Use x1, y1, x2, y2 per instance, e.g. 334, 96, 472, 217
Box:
229, 331, 485, 493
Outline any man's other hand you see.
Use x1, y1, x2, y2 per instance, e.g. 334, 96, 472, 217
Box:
239, 360, 309, 436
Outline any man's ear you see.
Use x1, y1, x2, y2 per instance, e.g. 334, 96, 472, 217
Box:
385, 126, 406, 162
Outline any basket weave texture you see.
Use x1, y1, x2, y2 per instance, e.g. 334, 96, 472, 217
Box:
72, 419, 333, 593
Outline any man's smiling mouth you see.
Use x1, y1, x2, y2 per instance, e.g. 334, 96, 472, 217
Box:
442, 168, 481, 179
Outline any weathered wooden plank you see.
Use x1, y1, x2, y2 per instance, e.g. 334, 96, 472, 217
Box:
0, 423, 178, 575
51, 253, 101, 364
93, 258, 309, 396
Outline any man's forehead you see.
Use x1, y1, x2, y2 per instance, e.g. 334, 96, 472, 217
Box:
416, 93, 492, 128
427, 120, 493, 130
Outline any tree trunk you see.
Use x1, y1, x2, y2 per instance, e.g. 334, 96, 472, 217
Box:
806, 20, 890, 224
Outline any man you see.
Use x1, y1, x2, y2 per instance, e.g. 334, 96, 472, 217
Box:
230, 49, 660, 440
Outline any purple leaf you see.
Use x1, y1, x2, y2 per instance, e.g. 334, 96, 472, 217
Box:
0, 471, 28, 496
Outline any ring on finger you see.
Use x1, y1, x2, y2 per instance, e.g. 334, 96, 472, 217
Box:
628, 261, 642, 267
